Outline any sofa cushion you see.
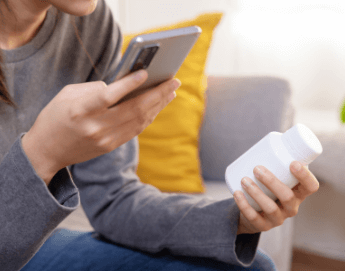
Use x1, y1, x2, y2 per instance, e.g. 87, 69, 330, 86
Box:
199, 76, 294, 182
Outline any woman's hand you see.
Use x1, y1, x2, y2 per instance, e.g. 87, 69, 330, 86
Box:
22, 70, 180, 185
234, 161, 320, 235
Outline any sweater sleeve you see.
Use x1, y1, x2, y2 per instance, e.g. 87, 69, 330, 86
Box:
70, 137, 261, 267
0, 133, 80, 271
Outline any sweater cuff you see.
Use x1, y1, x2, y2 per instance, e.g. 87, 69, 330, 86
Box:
230, 200, 261, 267
235, 232, 261, 266
17, 132, 80, 210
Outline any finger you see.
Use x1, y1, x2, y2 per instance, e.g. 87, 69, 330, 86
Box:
240, 177, 285, 226
253, 166, 298, 217
289, 161, 320, 200
107, 97, 178, 149
233, 190, 271, 232
107, 78, 180, 123
147, 79, 179, 114
64, 81, 111, 113
105, 70, 148, 107
105, 81, 179, 145
132, 78, 179, 111
108, 118, 146, 150
95, 117, 145, 154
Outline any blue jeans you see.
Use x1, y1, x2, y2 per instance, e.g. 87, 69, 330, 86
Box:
22, 228, 276, 271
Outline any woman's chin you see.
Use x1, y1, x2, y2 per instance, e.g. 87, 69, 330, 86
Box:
72, 2, 98, 16
52, 0, 98, 17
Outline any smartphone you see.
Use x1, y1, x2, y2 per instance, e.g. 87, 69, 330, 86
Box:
112, 26, 202, 105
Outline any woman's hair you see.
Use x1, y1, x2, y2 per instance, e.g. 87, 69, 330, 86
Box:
0, 0, 17, 107
0, 1, 100, 108
0, 50, 16, 107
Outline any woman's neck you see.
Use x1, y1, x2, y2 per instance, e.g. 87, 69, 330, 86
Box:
0, 0, 51, 50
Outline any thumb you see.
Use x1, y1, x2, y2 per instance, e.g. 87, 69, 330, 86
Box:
106, 70, 148, 108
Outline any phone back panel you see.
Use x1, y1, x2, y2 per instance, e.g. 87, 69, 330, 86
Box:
113, 26, 201, 104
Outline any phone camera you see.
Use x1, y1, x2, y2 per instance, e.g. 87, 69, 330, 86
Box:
130, 45, 160, 72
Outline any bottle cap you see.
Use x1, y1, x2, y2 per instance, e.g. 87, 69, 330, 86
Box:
281, 123, 323, 164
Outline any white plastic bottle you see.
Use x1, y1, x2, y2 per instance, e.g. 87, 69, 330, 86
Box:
225, 123, 323, 211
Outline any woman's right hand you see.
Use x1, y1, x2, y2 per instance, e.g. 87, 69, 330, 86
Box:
22, 70, 180, 185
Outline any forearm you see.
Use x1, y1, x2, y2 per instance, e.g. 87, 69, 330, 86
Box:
71, 137, 261, 267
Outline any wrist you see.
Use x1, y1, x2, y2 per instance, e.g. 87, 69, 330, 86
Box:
237, 224, 243, 235
237, 213, 243, 235
21, 132, 60, 186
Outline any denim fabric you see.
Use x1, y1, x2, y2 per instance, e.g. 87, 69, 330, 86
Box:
22, 229, 276, 271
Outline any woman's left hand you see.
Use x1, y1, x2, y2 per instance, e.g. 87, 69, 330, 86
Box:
234, 161, 320, 235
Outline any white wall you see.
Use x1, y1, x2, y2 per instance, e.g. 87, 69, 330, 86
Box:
105, 0, 120, 23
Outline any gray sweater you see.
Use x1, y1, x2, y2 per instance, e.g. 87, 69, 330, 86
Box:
0, 1, 261, 270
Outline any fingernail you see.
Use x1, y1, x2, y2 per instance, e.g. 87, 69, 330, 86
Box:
233, 191, 242, 201
172, 79, 181, 89
169, 91, 176, 101
254, 166, 263, 178
292, 161, 302, 172
241, 177, 252, 189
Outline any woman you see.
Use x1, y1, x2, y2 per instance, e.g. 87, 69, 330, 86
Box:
0, 0, 320, 270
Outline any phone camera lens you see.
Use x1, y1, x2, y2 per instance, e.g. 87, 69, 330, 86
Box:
130, 45, 160, 72
131, 62, 144, 72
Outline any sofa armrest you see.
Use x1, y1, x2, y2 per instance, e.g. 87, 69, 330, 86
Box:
199, 76, 295, 182
307, 128, 345, 193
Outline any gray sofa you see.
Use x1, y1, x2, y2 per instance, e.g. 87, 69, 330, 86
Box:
199, 76, 295, 271
58, 75, 295, 271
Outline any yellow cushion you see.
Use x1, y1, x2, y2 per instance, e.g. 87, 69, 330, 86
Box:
122, 13, 223, 193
